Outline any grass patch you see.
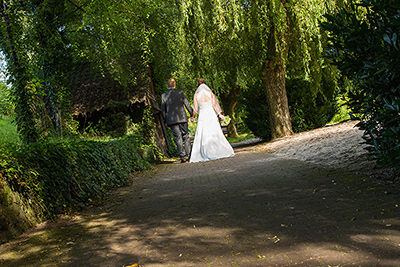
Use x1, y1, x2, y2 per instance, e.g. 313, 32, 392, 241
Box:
0, 116, 20, 144
227, 132, 255, 144
328, 98, 351, 125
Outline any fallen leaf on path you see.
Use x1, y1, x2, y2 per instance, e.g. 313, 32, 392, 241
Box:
269, 236, 280, 243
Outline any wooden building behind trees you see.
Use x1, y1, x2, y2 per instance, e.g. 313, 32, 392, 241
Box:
69, 62, 171, 157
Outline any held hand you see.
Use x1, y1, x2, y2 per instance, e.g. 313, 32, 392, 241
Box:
219, 114, 225, 120
190, 117, 195, 122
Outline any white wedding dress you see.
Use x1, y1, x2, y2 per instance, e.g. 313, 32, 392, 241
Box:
190, 86, 234, 163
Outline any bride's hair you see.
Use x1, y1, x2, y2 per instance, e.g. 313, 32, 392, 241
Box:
198, 78, 205, 86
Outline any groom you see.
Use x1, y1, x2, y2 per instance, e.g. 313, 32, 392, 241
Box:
161, 78, 193, 163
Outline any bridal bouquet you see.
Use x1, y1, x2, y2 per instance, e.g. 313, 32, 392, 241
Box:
220, 115, 231, 127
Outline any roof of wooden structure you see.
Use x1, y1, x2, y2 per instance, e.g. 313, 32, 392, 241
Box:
69, 62, 151, 116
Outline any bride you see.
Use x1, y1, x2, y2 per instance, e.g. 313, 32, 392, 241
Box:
189, 79, 234, 163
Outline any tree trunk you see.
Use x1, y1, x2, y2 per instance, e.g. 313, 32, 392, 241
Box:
219, 85, 241, 138
260, 4, 293, 140
0, 1, 38, 144
224, 97, 238, 138
260, 56, 293, 139
35, 0, 66, 136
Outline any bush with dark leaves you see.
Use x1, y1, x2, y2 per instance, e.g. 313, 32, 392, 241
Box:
323, 0, 400, 171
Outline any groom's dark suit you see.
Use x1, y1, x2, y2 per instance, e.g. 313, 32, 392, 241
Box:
161, 87, 193, 162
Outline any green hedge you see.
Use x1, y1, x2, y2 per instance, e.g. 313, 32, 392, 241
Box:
0, 136, 150, 218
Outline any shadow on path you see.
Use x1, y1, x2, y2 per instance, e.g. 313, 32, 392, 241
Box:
0, 145, 399, 266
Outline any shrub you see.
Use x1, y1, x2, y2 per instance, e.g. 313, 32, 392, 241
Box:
323, 0, 400, 170
239, 81, 272, 140
287, 77, 336, 133
1, 136, 150, 217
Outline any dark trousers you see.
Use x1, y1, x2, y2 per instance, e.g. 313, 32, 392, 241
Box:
169, 122, 191, 160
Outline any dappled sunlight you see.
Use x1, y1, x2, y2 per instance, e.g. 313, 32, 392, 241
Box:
3, 210, 399, 266
297, 242, 385, 265
350, 224, 400, 250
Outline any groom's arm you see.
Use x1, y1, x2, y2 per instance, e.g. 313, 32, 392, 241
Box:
181, 91, 193, 117
161, 94, 167, 124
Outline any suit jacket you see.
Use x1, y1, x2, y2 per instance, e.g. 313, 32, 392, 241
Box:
161, 88, 193, 126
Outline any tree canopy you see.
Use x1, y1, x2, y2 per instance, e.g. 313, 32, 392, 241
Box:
0, 0, 338, 140
1, 0, 397, 170
175, 0, 339, 139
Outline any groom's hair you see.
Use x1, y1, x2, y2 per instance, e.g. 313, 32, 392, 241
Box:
167, 78, 176, 88
198, 78, 205, 85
